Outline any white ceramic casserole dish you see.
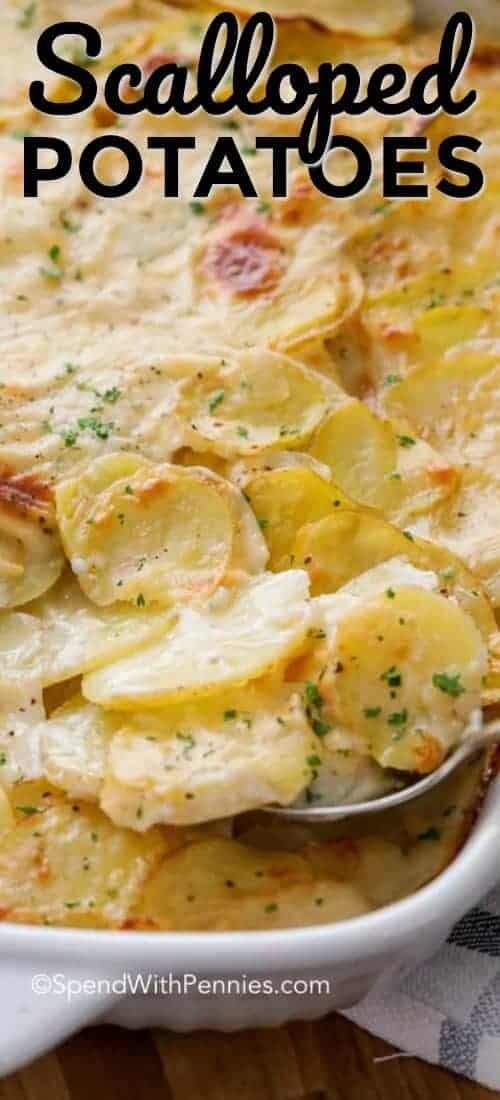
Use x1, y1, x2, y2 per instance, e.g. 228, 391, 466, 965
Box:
0, 0, 498, 1076
0, 771, 498, 1076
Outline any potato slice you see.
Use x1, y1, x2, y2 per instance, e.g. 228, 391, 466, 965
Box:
180, 350, 338, 458
56, 454, 234, 607
28, 573, 174, 686
0, 782, 176, 928
0, 470, 64, 609
411, 467, 500, 609
206, 472, 269, 579
208, 0, 412, 38
330, 587, 486, 774
0, 612, 44, 785
383, 345, 500, 480
83, 570, 311, 710
101, 683, 320, 829
242, 461, 353, 570
0, 788, 14, 835
292, 510, 496, 641
132, 837, 370, 931
194, 220, 364, 353
41, 696, 114, 802
309, 401, 457, 523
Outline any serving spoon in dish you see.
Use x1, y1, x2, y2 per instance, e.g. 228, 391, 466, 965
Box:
266, 718, 500, 823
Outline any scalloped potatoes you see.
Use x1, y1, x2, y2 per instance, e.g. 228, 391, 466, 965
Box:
82, 570, 312, 709
0, 0, 498, 935
56, 455, 236, 607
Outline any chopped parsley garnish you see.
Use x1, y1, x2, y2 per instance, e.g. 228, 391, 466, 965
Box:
224, 709, 237, 721
364, 707, 381, 719
403, 530, 414, 542
208, 389, 225, 413
387, 709, 408, 726
307, 754, 322, 769
176, 733, 195, 753
59, 211, 81, 233
61, 429, 78, 448
396, 434, 416, 448
136, 593, 146, 607
15, 805, 44, 816
237, 426, 249, 439
102, 387, 121, 404
264, 902, 278, 913
312, 718, 331, 738
41, 244, 63, 280
386, 588, 396, 599
432, 672, 465, 697
189, 201, 205, 215
304, 682, 323, 708
0, 752, 7, 765
384, 374, 401, 386
18, 3, 36, 27
381, 666, 401, 688
77, 416, 114, 440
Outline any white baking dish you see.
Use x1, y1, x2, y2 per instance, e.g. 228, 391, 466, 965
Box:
0, 773, 498, 1076
0, 0, 498, 1077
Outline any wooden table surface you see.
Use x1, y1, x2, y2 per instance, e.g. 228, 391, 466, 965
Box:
1, 1018, 496, 1100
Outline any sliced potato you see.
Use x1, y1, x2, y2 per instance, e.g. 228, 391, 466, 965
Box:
354, 196, 499, 306
28, 572, 174, 686
132, 837, 370, 931
0, 699, 44, 788
0, 470, 64, 608
180, 350, 339, 458
209, 474, 269, 579
101, 682, 320, 828
209, 0, 412, 38
0, 788, 14, 835
0, 782, 177, 928
0, 610, 44, 785
242, 462, 353, 570
196, 222, 364, 353
83, 570, 311, 710
39, 683, 321, 828
56, 454, 234, 607
330, 586, 486, 774
309, 400, 457, 523
383, 345, 500, 480
292, 509, 496, 641
412, 467, 500, 608
41, 696, 114, 802
0, 611, 43, 705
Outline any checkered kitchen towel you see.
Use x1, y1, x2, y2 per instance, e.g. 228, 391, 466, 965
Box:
343, 886, 500, 1089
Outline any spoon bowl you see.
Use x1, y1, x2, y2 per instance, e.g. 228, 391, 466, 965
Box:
265, 719, 500, 823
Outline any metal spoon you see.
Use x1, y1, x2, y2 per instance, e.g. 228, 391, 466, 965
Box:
265, 719, 500, 823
